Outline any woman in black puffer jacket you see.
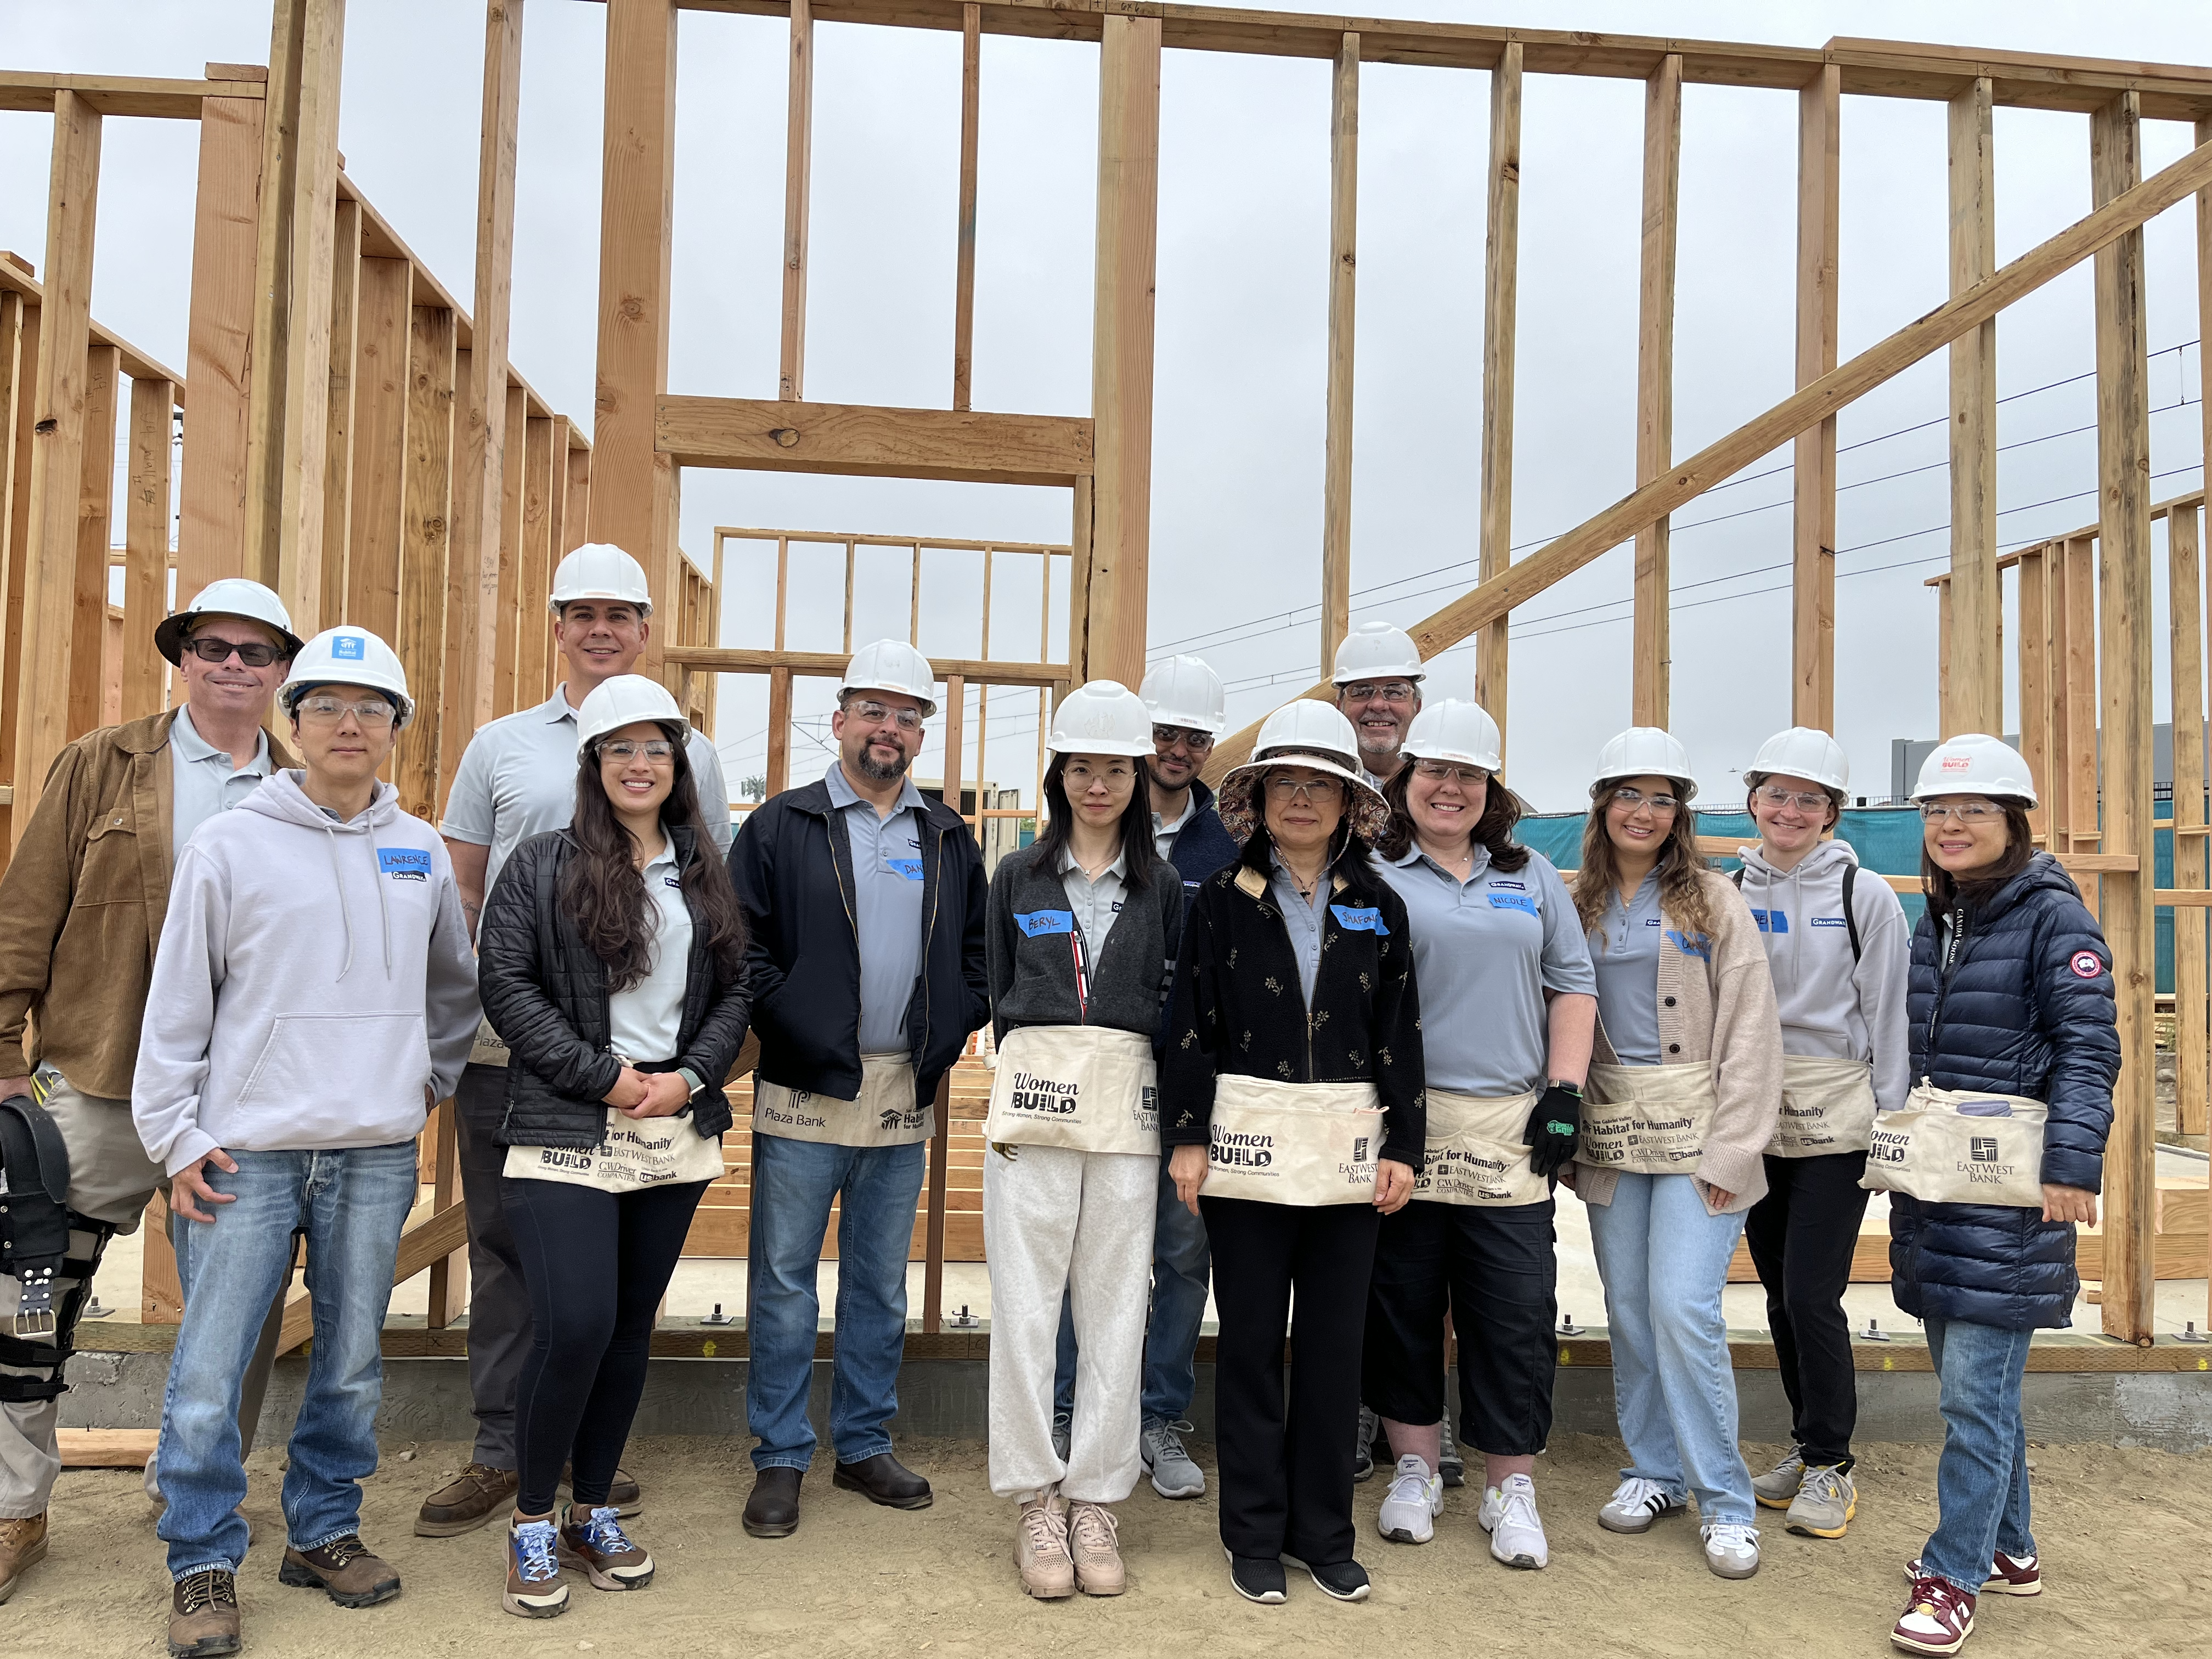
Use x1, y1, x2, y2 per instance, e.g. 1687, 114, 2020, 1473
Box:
1883, 735, 2117, 1658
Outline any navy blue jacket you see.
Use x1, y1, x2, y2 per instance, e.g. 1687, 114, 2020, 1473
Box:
728, 777, 989, 1114
1165, 779, 1239, 907
1891, 853, 2119, 1330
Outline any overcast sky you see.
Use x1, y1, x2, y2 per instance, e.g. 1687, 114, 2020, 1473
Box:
4, 1, 2208, 810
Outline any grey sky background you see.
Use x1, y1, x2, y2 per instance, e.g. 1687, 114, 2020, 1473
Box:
3, 1, 2207, 810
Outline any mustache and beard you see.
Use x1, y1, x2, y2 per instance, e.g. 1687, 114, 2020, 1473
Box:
854, 729, 913, 782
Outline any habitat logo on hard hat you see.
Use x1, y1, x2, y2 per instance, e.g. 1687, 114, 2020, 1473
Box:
332, 635, 366, 661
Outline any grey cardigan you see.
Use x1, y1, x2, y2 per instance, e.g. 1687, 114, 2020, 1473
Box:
986, 842, 1182, 1048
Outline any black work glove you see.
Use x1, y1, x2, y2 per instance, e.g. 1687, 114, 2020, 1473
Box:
1525, 1084, 1582, 1180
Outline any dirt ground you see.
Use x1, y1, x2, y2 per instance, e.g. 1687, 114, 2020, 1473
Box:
13, 1434, 2207, 1658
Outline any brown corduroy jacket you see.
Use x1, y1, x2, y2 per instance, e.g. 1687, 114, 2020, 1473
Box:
0, 710, 295, 1100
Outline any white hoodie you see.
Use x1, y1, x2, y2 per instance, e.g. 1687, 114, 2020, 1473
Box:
1734, 837, 1912, 1115
134, 771, 480, 1176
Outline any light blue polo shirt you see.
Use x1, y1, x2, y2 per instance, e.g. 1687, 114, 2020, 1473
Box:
1589, 870, 1665, 1066
169, 707, 273, 857
826, 761, 929, 1057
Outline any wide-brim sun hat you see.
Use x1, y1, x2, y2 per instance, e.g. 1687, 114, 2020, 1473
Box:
1216, 698, 1392, 846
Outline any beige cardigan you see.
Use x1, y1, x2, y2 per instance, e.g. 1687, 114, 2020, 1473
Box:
1576, 866, 1785, 1215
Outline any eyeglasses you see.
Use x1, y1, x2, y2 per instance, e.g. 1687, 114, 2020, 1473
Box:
1413, 758, 1489, 787
1754, 785, 1831, 813
1266, 776, 1344, 803
1341, 681, 1414, 704
295, 695, 396, 727
600, 739, 676, 764
185, 635, 284, 668
1610, 786, 1679, 814
1152, 725, 1215, 751
1920, 799, 2004, 823
848, 699, 923, 731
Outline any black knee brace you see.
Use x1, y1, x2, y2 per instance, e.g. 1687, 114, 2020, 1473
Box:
0, 1215, 117, 1404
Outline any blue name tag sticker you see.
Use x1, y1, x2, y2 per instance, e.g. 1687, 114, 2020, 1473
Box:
1666, 928, 1712, 961
1749, 907, 1790, 934
1811, 915, 1848, 929
1015, 909, 1075, 936
1329, 904, 1389, 934
884, 856, 924, 882
331, 634, 366, 661
377, 847, 431, 879
1487, 891, 1538, 915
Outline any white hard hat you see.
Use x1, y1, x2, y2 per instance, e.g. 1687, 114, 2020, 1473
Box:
839, 639, 938, 719
1911, 733, 2036, 806
1749, 726, 1850, 794
1331, 619, 1425, 686
1592, 726, 1698, 803
549, 543, 653, 616
279, 625, 414, 728
1403, 699, 1503, 773
155, 578, 305, 666
575, 673, 689, 757
1047, 680, 1154, 757
1139, 654, 1227, 733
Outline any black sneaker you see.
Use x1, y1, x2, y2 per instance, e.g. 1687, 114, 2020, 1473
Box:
1224, 1549, 1286, 1605
1352, 1404, 1379, 1483
1285, 1554, 1371, 1602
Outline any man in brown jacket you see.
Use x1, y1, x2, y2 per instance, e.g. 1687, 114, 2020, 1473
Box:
0, 579, 303, 1604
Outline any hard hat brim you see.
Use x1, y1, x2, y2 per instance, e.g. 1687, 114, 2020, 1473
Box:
155, 610, 307, 668
1047, 738, 1155, 758
550, 592, 653, 618
1331, 668, 1427, 687
1217, 748, 1393, 847
1592, 773, 1699, 805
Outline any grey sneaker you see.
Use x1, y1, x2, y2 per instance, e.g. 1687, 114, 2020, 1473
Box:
1437, 1410, 1465, 1489
1785, 1464, 1857, 1539
1140, 1419, 1206, 1499
1353, 1404, 1380, 1483
1751, 1447, 1805, 1511
1049, 1411, 1071, 1465
1597, 1477, 1685, 1534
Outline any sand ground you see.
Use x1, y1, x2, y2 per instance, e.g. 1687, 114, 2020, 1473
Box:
13, 1433, 2207, 1659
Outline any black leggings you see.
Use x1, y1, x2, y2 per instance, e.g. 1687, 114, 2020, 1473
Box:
1742, 1149, 1870, 1469
502, 1175, 712, 1515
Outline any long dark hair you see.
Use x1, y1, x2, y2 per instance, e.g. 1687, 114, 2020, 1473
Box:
1374, 764, 1531, 872
560, 721, 748, 991
1031, 752, 1153, 891
1571, 782, 1713, 943
1922, 800, 2035, 921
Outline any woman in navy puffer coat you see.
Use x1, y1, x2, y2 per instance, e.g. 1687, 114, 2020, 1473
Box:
1887, 735, 2116, 1658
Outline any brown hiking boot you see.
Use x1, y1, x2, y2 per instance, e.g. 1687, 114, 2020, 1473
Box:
0, 1512, 48, 1606
557, 1504, 654, 1590
168, 1567, 241, 1657
415, 1462, 518, 1537
560, 1462, 642, 1519
278, 1533, 401, 1607
1067, 1500, 1126, 1595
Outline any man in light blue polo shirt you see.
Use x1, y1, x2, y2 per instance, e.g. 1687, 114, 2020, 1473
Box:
825, 763, 928, 1054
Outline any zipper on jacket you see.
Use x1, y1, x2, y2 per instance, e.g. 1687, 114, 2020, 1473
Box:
827, 808, 859, 1052
918, 816, 944, 1063
1928, 905, 1972, 1058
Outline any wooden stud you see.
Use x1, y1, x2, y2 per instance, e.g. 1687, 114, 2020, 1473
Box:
179, 85, 263, 603
1475, 41, 1521, 746
493, 382, 528, 715
345, 257, 411, 644
0, 297, 37, 845
773, 535, 790, 651
0, 293, 26, 804
1935, 575, 1952, 720
140, 1192, 182, 1324
68, 344, 120, 743
1791, 63, 1840, 730
2045, 539, 2072, 851
319, 195, 362, 630
398, 304, 455, 820
1067, 474, 1092, 683
440, 346, 476, 800
13, 90, 101, 843
2016, 544, 2050, 840
1946, 77, 2000, 738
240, 1, 301, 593
910, 541, 922, 645
1319, 32, 1359, 678
1084, 14, 1161, 691
952, 2, 981, 410
2090, 90, 2155, 1346
764, 663, 792, 796
538, 416, 573, 703
2169, 507, 2208, 1141
123, 377, 175, 722
2065, 535, 2099, 853
425, 1100, 465, 1327
1631, 53, 1680, 728
780, 0, 813, 402
521, 414, 555, 707
842, 537, 855, 651
560, 437, 590, 702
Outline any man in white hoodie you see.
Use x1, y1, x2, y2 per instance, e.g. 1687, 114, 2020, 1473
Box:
134, 627, 478, 1658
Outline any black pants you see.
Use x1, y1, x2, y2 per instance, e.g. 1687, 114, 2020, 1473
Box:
501, 1174, 712, 1515
1201, 1195, 1378, 1565
455, 1062, 532, 1468
1363, 1198, 1556, 1457
1743, 1149, 1869, 1469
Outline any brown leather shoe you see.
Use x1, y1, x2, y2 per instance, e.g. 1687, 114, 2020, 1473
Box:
559, 1462, 642, 1519
168, 1567, 241, 1657
742, 1467, 803, 1539
0, 1513, 48, 1605
415, 1462, 518, 1537
833, 1451, 933, 1510
278, 1533, 400, 1607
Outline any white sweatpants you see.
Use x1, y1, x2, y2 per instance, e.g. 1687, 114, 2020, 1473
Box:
983, 1142, 1157, 1503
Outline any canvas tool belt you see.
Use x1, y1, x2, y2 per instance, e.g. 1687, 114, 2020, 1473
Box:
1413, 1086, 1545, 1207
469, 1016, 511, 1068
504, 1111, 727, 1194
1582, 1061, 1719, 1176
984, 1025, 1159, 1155
754, 1055, 934, 1146
1859, 1081, 2047, 1207
1199, 1076, 1383, 1206
1768, 1054, 1878, 1158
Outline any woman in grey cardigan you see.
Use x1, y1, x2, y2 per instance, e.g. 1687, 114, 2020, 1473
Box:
982, 682, 1183, 1601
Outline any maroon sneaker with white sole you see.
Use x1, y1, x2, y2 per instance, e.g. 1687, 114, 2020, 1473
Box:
1892, 1576, 1977, 1655
1903, 1552, 2040, 1598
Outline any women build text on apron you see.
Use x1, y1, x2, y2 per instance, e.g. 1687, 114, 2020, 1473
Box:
754, 1055, 935, 1146
504, 1110, 726, 1194
1769, 1054, 1878, 1157
1859, 1082, 2047, 1207
1582, 1060, 1719, 1175
1415, 1087, 1545, 1207
1200, 1076, 1383, 1205
983, 1025, 1159, 1155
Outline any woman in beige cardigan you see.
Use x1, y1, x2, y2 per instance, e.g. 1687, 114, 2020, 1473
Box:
1566, 728, 1784, 1582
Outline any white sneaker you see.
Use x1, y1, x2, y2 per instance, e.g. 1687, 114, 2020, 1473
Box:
1477, 1474, 1549, 1570
1597, 1476, 1685, 1534
1701, 1520, 1761, 1580
1376, 1454, 1443, 1545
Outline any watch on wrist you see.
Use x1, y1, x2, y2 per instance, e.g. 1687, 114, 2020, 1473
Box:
1547, 1079, 1583, 1098
678, 1067, 706, 1099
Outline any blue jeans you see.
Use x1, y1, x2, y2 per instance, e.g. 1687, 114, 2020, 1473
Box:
1920, 1316, 2036, 1595
1053, 1160, 1211, 1424
746, 1133, 927, 1470
1585, 1172, 1756, 1526
156, 1144, 419, 1579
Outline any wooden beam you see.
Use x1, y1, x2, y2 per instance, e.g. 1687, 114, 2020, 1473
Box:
493, 382, 529, 716
425, 1101, 465, 1327
319, 195, 362, 631
952, 2, 981, 410
2016, 544, 2050, 844
398, 304, 455, 820
667, 644, 1069, 689
55, 1427, 158, 1468
2091, 91, 2155, 1346
123, 376, 174, 722
346, 257, 411, 644
764, 664, 792, 795
1475, 41, 1520, 752
68, 345, 120, 742
0, 71, 266, 119
657, 395, 1093, 485
0, 297, 36, 846
780, 0, 814, 402
1946, 76, 2000, 738
2045, 540, 2073, 853
13, 90, 100, 846
1085, 13, 1161, 691
179, 87, 263, 604
1791, 62, 1839, 730
1319, 31, 1359, 680
2169, 506, 2208, 1141
1631, 53, 1680, 727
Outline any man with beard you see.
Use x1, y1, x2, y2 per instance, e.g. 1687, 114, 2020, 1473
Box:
728, 641, 988, 1539
1332, 620, 1426, 789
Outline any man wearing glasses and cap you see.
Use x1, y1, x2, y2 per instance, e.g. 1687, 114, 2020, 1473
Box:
0, 580, 303, 1604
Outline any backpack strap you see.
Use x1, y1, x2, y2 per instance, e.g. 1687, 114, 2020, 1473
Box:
1842, 863, 1862, 964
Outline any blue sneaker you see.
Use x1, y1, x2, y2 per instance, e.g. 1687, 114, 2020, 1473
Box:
503, 1519, 568, 1618
558, 1504, 655, 1590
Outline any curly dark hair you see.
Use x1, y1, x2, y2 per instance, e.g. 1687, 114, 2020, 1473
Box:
1373, 763, 1531, 872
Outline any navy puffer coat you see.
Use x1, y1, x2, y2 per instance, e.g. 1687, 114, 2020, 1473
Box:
1891, 852, 2119, 1330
